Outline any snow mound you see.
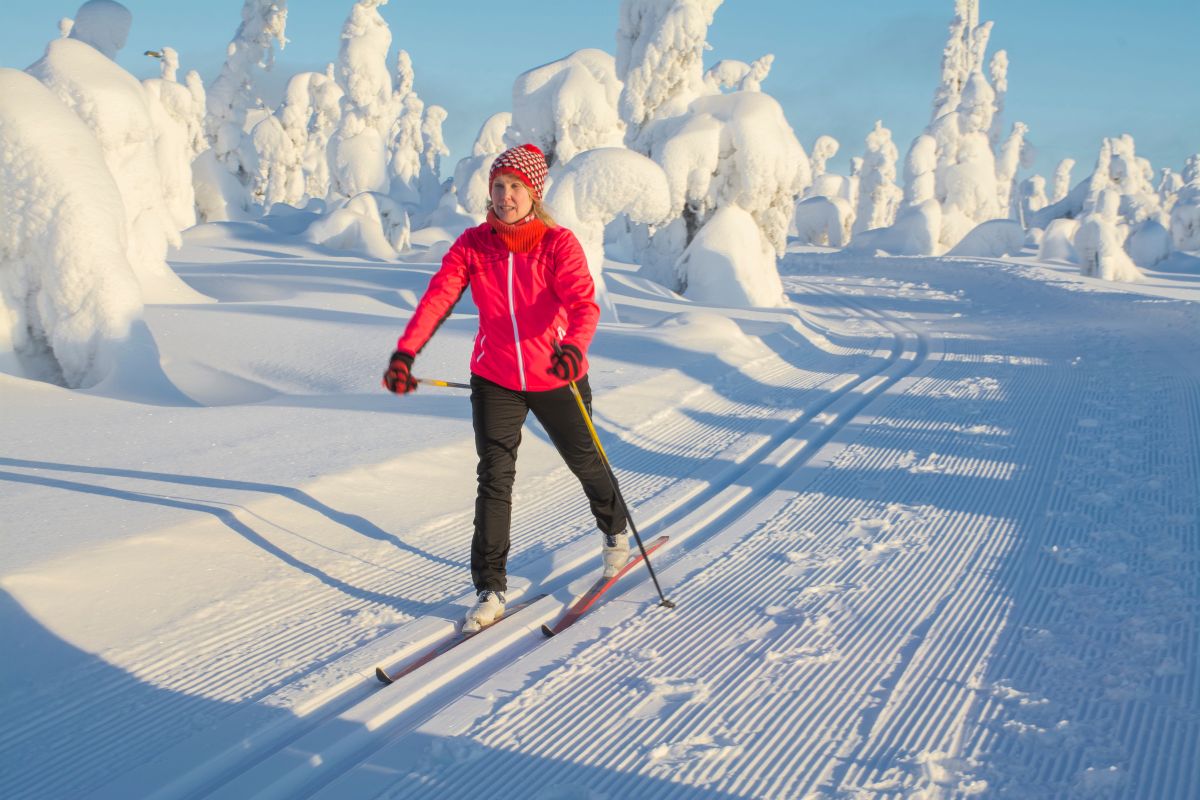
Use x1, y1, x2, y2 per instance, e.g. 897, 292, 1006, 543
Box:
947, 219, 1024, 258
651, 310, 755, 354
849, 200, 941, 256
794, 195, 852, 248
676, 205, 785, 308
304, 192, 409, 259
0, 68, 138, 389
1039, 219, 1080, 263
1126, 220, 1172, 267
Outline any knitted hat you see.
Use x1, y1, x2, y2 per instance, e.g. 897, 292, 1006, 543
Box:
489, 144, 549, 199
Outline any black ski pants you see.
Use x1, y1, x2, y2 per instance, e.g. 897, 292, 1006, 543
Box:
470, 373, 626, 593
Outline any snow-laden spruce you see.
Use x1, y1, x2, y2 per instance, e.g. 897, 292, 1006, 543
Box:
1170, 156, 1200, 252
544, 147, 671, 321
894, 0, 1032, 254
854, 121, 902, 234
388, 50, 423, 208
328, 0, 395, 202
205, 0, 289, 188
0, 68, 141, 388
454, 113, 512, 218
506, 49, 625, 168
143, 47, 205, 233
27, 11, 202, 303
617, 0, 724, 154
638, 91, 809, 307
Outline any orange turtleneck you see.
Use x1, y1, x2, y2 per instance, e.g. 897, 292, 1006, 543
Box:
487, 209, 549, 253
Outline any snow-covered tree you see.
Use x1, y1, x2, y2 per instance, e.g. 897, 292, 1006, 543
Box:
545, 148, 670, 321
987, 48, 1008, 148
454, 112, 511, 217
143, 47, 203, 231
387, 50, 423, 207
0, 68, 142, 388
249, 113, 298, 211
703, 55, 773, 93
506, 49, 625, 168
639, 92, 809, 305
1170, 155, 1200, 251
616, 0, 805, 306
806, 135, 853, 210
328, 0, 396, 201
1076, 189, 1143, 281
418, 105, 450, 211
854, 121, 902, 233
1051, 158, 1075, 202
304, 66, 343, 201
901, 0, 1030, 253
1019, 174, 1048, 221
27, 8, 201, 303
994, 121, 1033, 218
616, 0, 723, 153
205, 0, 289, 183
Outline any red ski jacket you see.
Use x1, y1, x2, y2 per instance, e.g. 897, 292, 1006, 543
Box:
396, 221, 599, 392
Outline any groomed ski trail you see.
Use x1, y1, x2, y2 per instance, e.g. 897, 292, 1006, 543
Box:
34, 256, 914, 800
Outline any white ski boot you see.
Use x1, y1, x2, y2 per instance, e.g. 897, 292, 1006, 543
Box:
463, 590, 506, 633
602, 529, 630, 578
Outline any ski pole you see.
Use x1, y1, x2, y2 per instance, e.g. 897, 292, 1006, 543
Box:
416, 377, 472, 390
555, 344, 675, 609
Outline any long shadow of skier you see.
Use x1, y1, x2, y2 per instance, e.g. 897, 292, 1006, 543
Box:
0, 457, 456, 570
0, 467, 442, 613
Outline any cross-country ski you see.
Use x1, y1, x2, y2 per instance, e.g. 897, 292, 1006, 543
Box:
376, 594, 548, 685
542, 536, 671, 637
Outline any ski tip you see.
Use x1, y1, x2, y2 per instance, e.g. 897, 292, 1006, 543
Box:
375, 666, 394, 685
541, 623, 556, 638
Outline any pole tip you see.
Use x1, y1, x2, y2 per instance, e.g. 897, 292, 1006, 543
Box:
660, 600, 676, 609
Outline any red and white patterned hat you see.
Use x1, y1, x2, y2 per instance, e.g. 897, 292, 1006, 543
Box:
489, 144, 549, 199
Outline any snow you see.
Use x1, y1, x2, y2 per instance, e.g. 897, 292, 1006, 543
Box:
4, 215, 1200, 798
4, 1, 1200, 797
947, 219, 1025, 258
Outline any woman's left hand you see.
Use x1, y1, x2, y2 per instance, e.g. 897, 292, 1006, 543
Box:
548, 343, 584, 382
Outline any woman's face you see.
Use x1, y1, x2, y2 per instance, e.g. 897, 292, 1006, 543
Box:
490, 173, 534, 224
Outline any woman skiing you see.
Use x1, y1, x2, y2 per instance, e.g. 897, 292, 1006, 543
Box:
383, 143, 628, 631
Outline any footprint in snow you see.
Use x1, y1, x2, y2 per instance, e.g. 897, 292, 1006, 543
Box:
629, 676, 710, 721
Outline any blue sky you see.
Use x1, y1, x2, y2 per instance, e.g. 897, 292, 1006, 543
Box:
3, 0, 1196, 181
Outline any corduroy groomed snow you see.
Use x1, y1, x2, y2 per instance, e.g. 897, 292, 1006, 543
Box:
489, 143, 549, 199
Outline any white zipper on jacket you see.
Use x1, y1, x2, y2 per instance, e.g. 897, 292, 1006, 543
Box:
506, 252, 527, 390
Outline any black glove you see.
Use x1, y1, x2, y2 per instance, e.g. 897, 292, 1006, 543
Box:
382, 350, 417, 394
548, 343, 584, 382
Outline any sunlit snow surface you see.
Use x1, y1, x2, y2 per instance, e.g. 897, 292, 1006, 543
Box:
1, 220, 1198, 798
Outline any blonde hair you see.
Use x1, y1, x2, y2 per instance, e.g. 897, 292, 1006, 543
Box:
487, 177, 557, 227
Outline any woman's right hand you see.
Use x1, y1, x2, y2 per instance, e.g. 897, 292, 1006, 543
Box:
382, 350, 418, 394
